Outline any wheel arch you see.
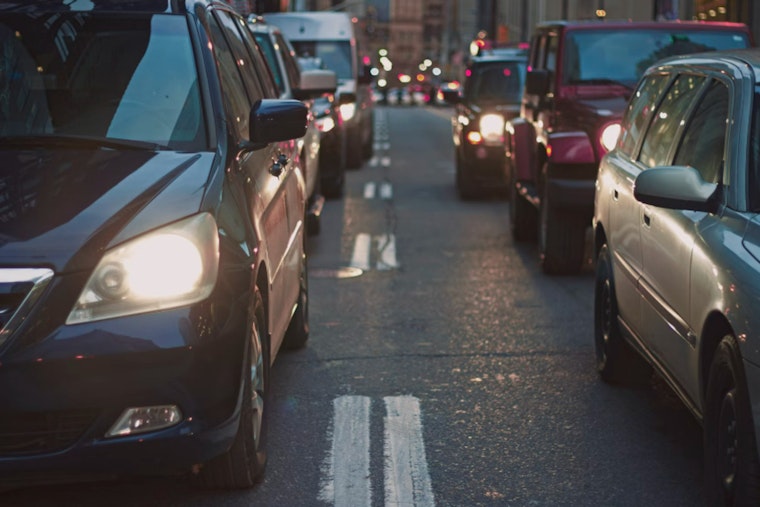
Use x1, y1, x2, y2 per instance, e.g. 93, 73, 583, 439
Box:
699, 311, 735, 405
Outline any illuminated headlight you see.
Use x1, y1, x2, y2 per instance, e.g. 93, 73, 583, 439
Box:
600, 123, 621, 152
339, 102, 356, 121
316, 115, 335, 133
478, 114, 505, 144
67, 213, 219, 324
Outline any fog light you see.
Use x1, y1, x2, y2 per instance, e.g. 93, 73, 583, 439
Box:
106, 405, 183, 437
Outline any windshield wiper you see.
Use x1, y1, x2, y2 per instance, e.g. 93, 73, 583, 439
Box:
0, 134, 166, 151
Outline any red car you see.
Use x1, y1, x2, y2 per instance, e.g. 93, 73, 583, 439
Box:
506, 20, 751, 274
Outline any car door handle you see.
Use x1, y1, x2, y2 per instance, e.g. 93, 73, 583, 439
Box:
643, 214, 651, 226
613, 189, 619, 200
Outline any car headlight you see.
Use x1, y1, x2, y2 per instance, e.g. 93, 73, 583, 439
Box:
339, 102, 356, 122
67, 213, 219, 324
477, 113, 505, 144
600, 123, 621, 152
316, 115, 335, 133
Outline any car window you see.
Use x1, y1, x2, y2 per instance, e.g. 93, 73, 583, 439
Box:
216, 10, 265, 103
750, 91, 760, 210
207, 11, 251, 140
564, 29, 748, 87
275, 33, 301, 91
290, 40, 353, 80
673, 79, 729, 184
639, 74, 705, 168
237, 21, 279, 98
618, 73, 671, 157
465, 61, 526, 103
545, 33, 558, 93
0, 13, 206, 150
254, 31, 287, 95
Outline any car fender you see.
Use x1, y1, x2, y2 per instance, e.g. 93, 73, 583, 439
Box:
546, 131, 596, 165
507, 118, 537, 182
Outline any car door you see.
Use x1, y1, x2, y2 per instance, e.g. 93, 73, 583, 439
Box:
639, 76, 728, 394
603, 73, 671, 336
208, 10, 298, 347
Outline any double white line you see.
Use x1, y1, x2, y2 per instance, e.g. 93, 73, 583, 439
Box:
319, 395, 435, 507
350, 233, 399, 271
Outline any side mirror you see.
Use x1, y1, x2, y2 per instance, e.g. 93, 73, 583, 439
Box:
525, 69, 550, 96
293, 69, 337, 100
633, 165, 719, 213
249, 99, 307, 145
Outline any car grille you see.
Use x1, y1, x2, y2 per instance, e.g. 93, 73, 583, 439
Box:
0, 268, 54, 349
0, 409, 99, 456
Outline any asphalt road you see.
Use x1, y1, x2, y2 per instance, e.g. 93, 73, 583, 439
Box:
4, 105, 704, 507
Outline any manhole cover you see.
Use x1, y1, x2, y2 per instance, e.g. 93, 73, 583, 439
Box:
311, 266, 363, 279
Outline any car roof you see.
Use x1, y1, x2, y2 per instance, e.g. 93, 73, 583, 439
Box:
0, 0, 205, 14
654, 47, 760, 84
535, 19, 750, 33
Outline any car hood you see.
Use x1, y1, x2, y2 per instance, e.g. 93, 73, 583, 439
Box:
0, 149, 216, 273
565, 95, 630, 120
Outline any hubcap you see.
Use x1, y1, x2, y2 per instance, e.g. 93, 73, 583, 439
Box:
251, 321, 264, 446
717, 388, 738, 500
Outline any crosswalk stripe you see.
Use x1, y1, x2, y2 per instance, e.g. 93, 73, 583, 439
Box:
379, 182, 393, 200
364, 182, 377, 199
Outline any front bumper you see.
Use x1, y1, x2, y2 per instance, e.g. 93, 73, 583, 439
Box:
459, 143, 508, 188
0, 296, 246, 484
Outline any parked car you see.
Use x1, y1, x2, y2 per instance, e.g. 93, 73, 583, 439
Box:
506, 20, 751, 274
265, 11, 375, 169
297, 56, 347, 199
593, 48, 760, 505
443, 50, 527, 199
0, 0, 310, 490
247, 16, 340, 224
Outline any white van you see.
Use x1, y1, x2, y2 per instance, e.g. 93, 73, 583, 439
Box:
264, 11, 374, 169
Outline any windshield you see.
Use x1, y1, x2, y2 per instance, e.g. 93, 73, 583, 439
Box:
0, 12, 206, 151
564, 29, 749, 87
289, 40, 353, 80
465, 61, 526, 104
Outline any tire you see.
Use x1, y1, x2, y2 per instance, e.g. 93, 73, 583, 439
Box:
196, 288, 269, 489
346, 128, 363, 169
539, 176, 586, 275
283, 247, 309, 350
456, 152, 478, 200
509, 181, 537, 242
362, 120, 374, 160
594, 244, 651, 385
321, 175, 344, 199
704, 335, 760, 506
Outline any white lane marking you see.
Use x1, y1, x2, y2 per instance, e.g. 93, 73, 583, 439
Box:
384, 396, 435, 507
379, 182, 393, 200
364, 182, 377, 199
319, 396, 372, 507
381, 156, 391, 168
350, 233, 372, 271
369, 156, 379, 168
377, 234, 399, 271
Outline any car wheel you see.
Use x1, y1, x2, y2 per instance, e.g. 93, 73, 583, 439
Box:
321, 175, 344, 199
509, 181, 537, 242
456, 152, 478, 200
704, 335, 760, 506
539, 175, 585, 274
283, 247, 309, 350
346, 129, 363, 169
594, 244, 650, 385
196, 288, 269, 489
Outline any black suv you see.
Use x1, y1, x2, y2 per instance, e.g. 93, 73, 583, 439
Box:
445, 48, 527, 199
0, 0, 309, 490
